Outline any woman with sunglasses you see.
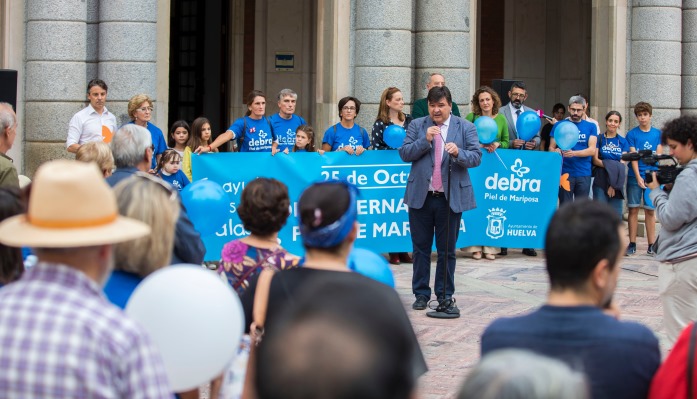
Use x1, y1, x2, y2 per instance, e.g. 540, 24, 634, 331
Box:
127, 93, 166, 172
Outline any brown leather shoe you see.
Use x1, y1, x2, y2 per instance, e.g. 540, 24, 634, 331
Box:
399, 253, 413, 263
389, 253, 401, 265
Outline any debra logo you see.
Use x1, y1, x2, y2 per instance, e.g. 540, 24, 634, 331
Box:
486, 208, 506, 239
484, 159, 541, 192
248, 130, 273, 148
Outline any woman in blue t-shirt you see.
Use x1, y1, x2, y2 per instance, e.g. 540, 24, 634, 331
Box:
195, 90, 277, 154
322, 96, 371, 155
592, 111, 630, 217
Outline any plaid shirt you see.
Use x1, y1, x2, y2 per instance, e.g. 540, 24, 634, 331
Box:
0, 262, 172, 398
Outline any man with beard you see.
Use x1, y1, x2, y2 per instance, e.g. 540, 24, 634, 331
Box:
499, 81, 540, 257
549, 96, 599, 204
501, 81, 540, 150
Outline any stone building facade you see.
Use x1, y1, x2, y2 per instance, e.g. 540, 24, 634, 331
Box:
0, 0, 692, 175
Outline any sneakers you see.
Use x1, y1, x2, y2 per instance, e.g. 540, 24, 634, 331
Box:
412, 295, 429, 310
626, 243, 637, 256
647, 243, 656, 256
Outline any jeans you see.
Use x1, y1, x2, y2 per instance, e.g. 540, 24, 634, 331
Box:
409, 194, 462, 300
592, 186, 624, 218
558, 175, 591, 204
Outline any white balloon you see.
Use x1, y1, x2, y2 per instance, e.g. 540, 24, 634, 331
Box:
126, 264, 244, 392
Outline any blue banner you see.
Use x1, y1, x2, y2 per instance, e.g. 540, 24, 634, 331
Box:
192, 150, 561, 261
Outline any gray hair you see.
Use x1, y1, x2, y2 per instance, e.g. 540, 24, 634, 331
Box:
0, 102, 16, 135
277, 88, 298, 101
569, 95, 587, 108
110, 124, 152, 169
458, 349, 589, 399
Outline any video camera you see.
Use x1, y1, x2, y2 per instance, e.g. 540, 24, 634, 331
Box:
620, 150, 683, 184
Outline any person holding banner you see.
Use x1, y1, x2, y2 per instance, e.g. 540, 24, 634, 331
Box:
550, 96, 598, 204
400, 85, 482, 314
463, 86, 509, 260
372, 87, 413, 265
322, 96, 371, 155
195, 90, 277, 154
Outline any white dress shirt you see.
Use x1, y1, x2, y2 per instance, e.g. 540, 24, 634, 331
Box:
66, 104, 118, 147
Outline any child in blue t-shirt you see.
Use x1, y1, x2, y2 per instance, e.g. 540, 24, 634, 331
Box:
157, 149, 190, 191
287, 125, 325, 154
625, 102, 662, 256
322, 96, 371, 155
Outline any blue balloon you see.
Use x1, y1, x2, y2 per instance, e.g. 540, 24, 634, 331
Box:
348, 248, 395, 288
554, 121, 580, 151
516, 111, 542, 142
474, 116, 498, 144
180, 180, 230, 236
383, 125, 407, 149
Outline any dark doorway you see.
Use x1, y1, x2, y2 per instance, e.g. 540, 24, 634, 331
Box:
169, 0, 230, 140
478, 0, 505, 88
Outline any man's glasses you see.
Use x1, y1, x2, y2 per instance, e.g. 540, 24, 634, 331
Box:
342, 106, 357, 111
510, 93, 526, 99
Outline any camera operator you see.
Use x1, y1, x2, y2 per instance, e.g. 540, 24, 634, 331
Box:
647, 115, 697, 346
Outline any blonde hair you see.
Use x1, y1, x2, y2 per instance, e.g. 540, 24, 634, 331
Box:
127, 93, 153, 120
75, 141, 114, 177
113, 176, 180, 277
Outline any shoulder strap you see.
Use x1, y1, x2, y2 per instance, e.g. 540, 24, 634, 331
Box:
250, 268, 275, 345
688, 323, 697, 399
266, 116, 275, 138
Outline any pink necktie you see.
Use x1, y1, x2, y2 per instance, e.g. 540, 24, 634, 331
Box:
432, 126, 443, 191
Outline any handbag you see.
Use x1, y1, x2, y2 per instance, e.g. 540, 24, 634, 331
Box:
240, 268, 275, 399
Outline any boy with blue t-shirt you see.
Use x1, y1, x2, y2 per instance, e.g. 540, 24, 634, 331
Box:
625, 102, 662, 256
550, 97, 598, 204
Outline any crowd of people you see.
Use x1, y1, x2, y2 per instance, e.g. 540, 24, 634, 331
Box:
0, 72, 695, 399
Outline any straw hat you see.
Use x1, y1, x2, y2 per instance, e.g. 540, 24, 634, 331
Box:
0, 159, 151, 247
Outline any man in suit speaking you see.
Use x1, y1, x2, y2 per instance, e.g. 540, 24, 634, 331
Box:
399, 86, 482, 316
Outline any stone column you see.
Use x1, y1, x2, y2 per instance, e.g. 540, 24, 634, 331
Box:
629, 1, 681, 129
352, 0, 413, 129
414, 0, 471, 111
682, 2, 697, 115
24, 0, 87, 174
98, 0, 158, 126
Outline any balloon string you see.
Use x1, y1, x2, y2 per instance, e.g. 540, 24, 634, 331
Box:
493, 150, 508, 170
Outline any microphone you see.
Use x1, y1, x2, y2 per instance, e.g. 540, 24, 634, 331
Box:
536, 109, 555, 122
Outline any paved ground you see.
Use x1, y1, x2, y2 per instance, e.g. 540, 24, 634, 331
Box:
392, 239, 665, 399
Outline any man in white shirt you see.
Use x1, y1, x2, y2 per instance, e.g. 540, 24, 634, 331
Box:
66, 79, 118, 154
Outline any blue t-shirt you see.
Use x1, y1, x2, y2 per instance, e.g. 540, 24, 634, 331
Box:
270, 114, 306, 152
103, 270, 143, 309
159, 169, 190, 191
626, 126, 661, 178
551, 119, 598, 177
481, 305, 660, 399
228, 116, 277, 152
128, 121, 166, 170
322, 123, 370, 151
597, 134, 630, 162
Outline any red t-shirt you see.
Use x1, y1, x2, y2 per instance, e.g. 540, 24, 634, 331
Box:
650, 323, 696, 399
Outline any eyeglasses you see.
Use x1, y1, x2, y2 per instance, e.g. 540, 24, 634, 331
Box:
136, 107, 154, 113
134, 172, 178, 202
342, 106, 356, 111
510, 93, 526, 99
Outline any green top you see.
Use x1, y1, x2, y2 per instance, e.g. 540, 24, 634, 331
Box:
411, 98, 461, 119
0, 152, 19, 188
465, 113, 510, 149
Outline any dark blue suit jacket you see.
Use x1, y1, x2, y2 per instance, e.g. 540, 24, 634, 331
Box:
107, 168, 206, 265
399, 116, 482, 213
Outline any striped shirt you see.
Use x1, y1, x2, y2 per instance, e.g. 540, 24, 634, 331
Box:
0, 262, 172, 398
